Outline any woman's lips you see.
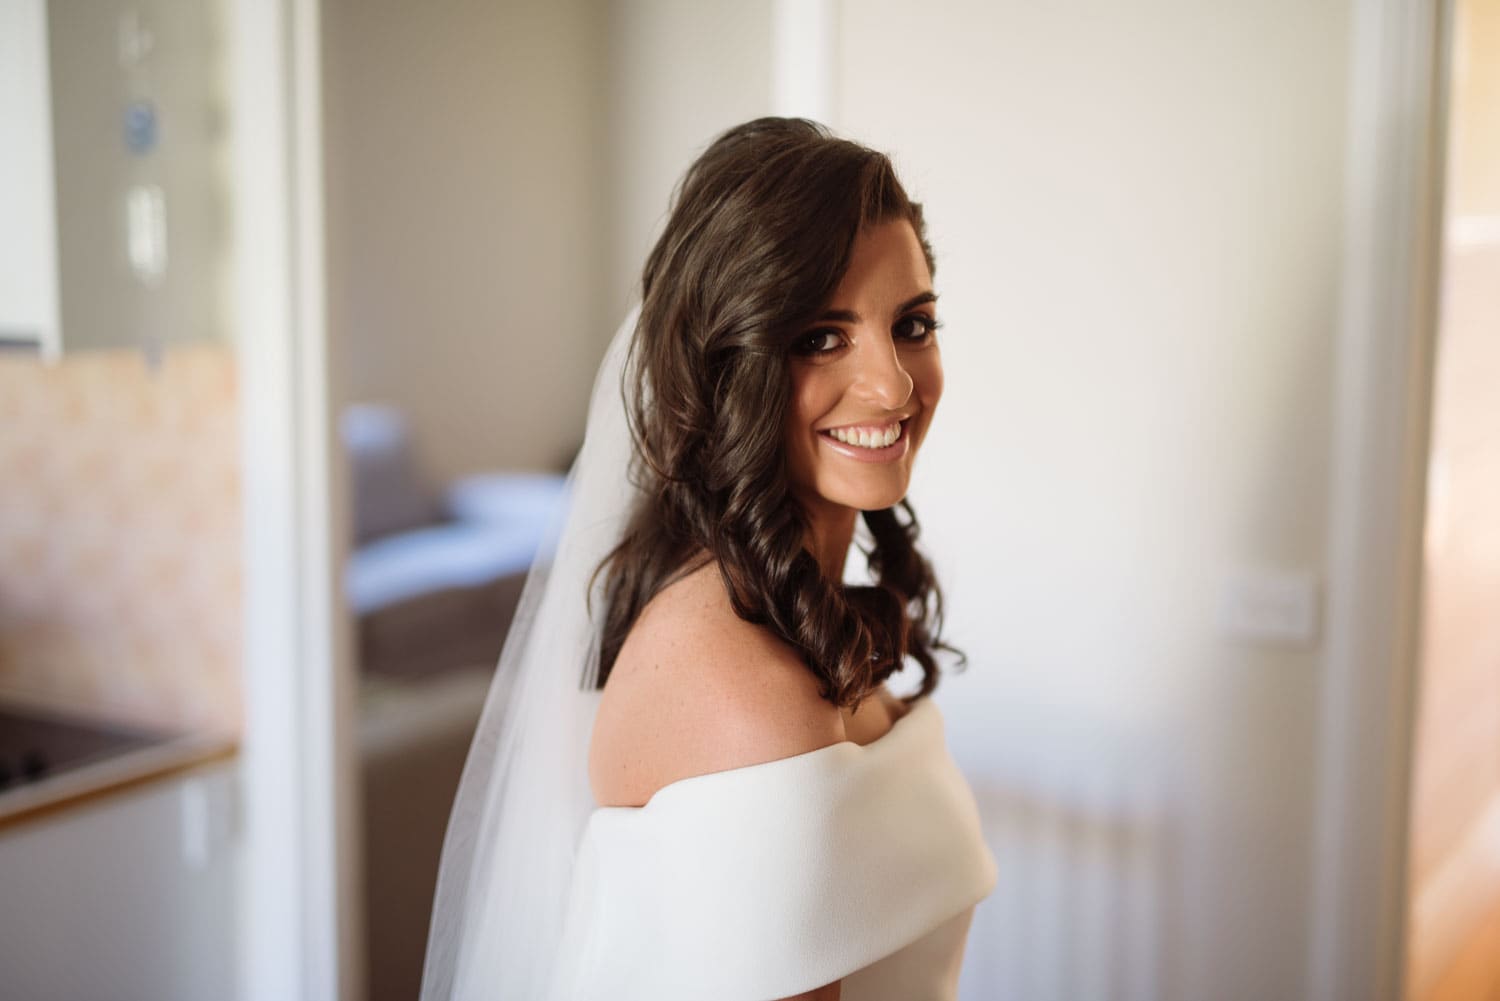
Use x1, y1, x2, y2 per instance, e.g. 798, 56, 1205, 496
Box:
817, 419, 912, 463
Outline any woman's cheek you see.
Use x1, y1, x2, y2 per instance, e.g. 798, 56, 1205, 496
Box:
914, 349, 944, 412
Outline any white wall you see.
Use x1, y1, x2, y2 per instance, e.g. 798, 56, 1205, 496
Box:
602, 0, 775, 315
599, 3, 1367, 995
322, 0, 609, 482
834, 2, 1350, 998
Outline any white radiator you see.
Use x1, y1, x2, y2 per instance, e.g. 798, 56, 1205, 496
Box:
959, 750, 1178, 1001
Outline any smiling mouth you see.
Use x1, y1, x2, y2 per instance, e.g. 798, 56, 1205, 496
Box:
820, 418, 907, 449
817, 418, 912, 458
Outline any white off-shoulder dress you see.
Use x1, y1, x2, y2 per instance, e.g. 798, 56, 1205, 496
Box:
551, 695, 998, 1000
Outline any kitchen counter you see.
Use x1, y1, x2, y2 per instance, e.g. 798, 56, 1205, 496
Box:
0, 700, 238, 830
0, 715, 240, 1001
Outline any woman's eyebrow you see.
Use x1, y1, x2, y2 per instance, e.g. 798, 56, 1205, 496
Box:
816, 291, 939, 324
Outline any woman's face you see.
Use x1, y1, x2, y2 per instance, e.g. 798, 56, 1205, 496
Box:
784, 218, 944, 526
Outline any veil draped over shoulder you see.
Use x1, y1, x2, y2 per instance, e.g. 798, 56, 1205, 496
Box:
419, 306, 643, 1000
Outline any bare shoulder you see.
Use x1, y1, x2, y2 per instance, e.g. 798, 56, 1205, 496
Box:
588, 560, 847, 808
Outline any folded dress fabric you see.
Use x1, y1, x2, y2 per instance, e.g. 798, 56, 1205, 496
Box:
551, 696, 998, 1001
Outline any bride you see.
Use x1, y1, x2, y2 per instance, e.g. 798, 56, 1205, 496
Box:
420, 117, 996, 1001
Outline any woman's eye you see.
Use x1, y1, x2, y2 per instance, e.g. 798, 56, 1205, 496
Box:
895, 314, 941, 342
794, 329, 844, 355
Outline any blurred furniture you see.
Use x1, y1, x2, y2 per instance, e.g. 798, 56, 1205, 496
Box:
340, 404, 566, 1001
359, 666, 501, 1001
343, 403, 567, 682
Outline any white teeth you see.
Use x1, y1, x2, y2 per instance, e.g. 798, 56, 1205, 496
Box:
828, 422, 903, 449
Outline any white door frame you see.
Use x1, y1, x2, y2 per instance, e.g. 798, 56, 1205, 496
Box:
1309, 0, 1452, 998
230, 0, 362, 998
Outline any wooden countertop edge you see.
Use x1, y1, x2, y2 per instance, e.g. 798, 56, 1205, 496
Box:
0, 736, 240, 831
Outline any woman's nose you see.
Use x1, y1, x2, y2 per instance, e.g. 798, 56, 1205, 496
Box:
854, 332, 915, 410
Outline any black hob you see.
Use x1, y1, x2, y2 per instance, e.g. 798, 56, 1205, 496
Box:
0, 706, 169, 790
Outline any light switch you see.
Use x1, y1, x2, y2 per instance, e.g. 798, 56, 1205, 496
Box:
1217, 568, 1320, 647
126, 184, 168, 286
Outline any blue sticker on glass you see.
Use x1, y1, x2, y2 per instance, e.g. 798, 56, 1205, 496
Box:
124, 100, 158, 154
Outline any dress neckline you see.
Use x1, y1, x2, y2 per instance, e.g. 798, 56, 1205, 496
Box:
591, 695, 936, 816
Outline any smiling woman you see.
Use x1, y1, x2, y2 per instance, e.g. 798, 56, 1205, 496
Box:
786, 222, 946, 576
594, 120, 955, 712
421, 118, 995, 1001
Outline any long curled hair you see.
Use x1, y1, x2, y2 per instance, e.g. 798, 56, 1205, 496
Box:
590, 117, 961, 709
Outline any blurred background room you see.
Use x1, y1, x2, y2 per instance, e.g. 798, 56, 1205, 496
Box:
0, 1, 1496, 1000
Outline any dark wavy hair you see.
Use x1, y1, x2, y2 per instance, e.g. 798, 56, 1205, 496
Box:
589, 117, 961, 709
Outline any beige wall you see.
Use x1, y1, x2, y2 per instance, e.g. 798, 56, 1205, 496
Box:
835, 2, 1349, 997
322, 0, 609, 484
0, 346, 242, 734
320, 0, 782, 485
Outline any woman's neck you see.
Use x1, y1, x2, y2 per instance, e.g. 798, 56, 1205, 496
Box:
804, 506, 859, 582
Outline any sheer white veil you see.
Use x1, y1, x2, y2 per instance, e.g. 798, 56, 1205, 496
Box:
419, 305, 644, 1000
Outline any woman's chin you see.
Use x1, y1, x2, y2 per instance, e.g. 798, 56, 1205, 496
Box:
835, 484, 910, 513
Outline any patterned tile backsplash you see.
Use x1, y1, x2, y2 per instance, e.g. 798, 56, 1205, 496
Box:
0, 345, 242, 735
